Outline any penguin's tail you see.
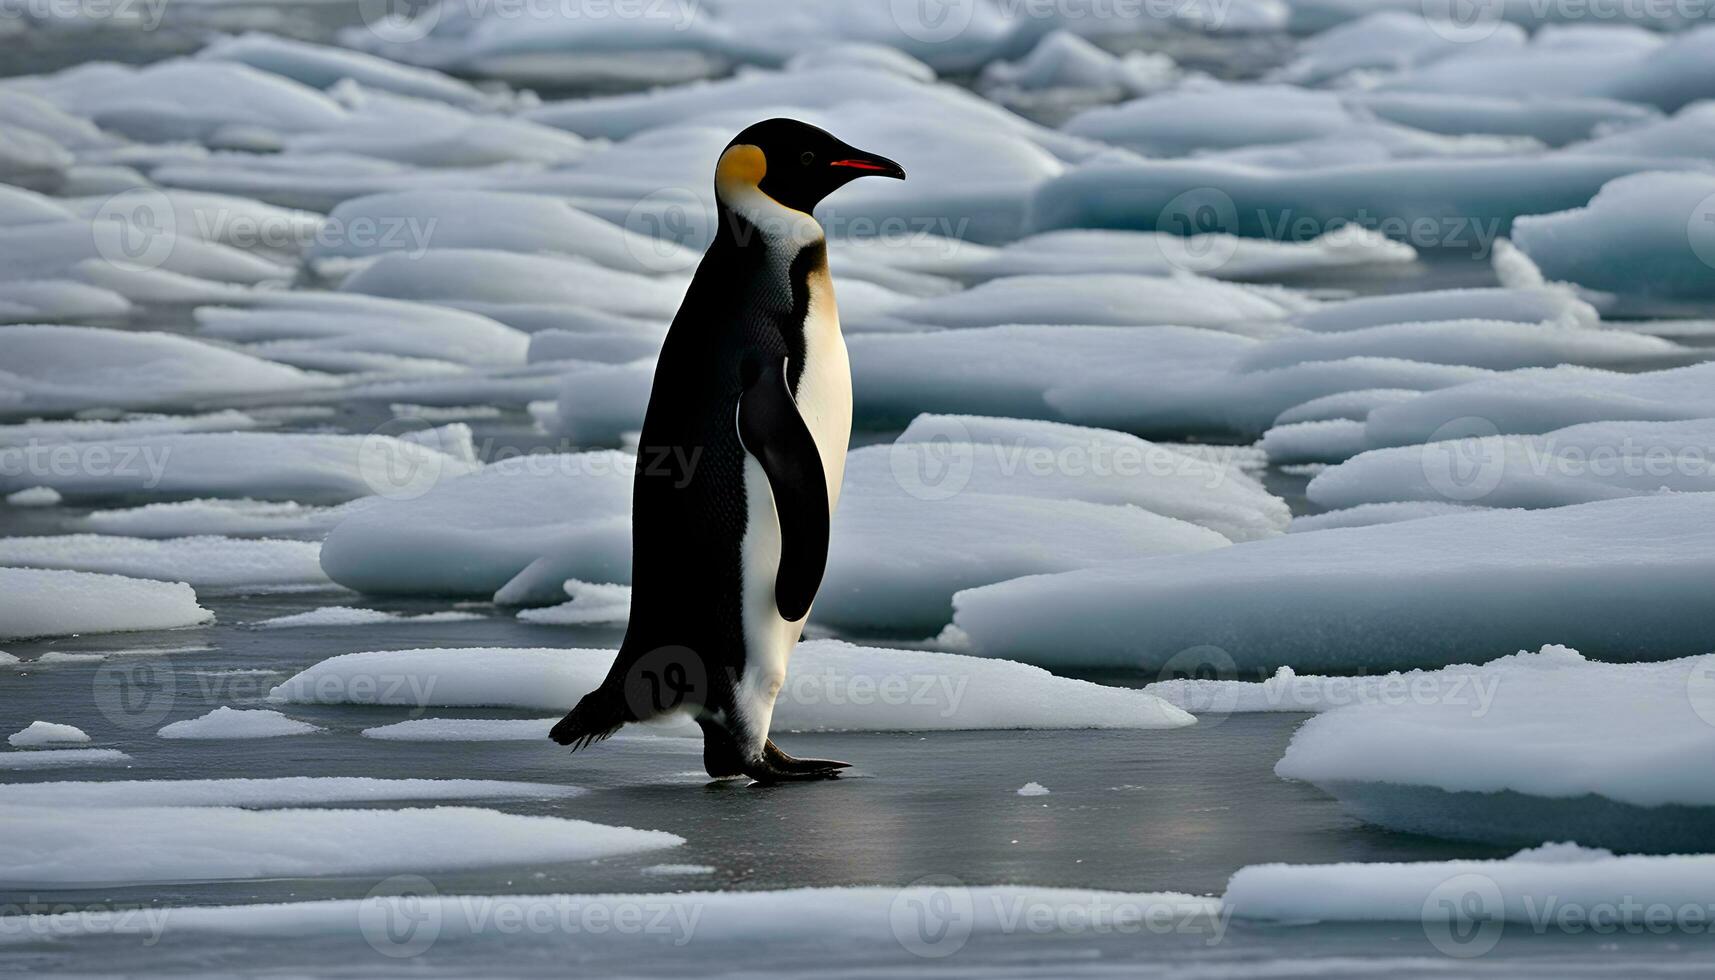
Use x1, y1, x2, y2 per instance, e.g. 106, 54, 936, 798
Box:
548, 684, 631, 750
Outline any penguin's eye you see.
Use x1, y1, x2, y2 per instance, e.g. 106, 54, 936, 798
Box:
799, 151, 815, 166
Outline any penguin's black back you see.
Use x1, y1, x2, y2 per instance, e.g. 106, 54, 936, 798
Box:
612, 208, 824, 713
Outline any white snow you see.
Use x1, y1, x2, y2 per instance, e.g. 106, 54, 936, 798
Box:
76, 499, 355, 539
0, 749, 131, 770
640, 863, 716, 876
7, 721, 90, 747
954, 494, 1715, 672
194, 293, 531, 368
0, 535, 329, 589
0, 805, 683, 887
1017, 782, 1051, 796
0, 410, 262, 447
252, 606, 483, 628
1288, 286, 1597, 333
0, 567, 211, 640
1272, 645, 1715, 851
878, 273, 1303, 335
956, 227, 1415, 283
0, 776, 582, 808
269, 641, 1195, 732
157, 707, 323, 739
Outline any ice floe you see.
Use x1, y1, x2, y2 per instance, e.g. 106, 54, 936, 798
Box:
1225, 844, 1715, 926
252, 606, 483, 628
0, 428, 479, 503
75, 499, 354, 538
157, 707, 322, 739
8, 721, 90, 747
516, 580, 632, 625
953, 494, 1715, 672
1307, 418, 1715, 511
1512, 172, 1715, 316
0, 805, 683, 887
0, 326, 332, 421
0, 749, 131, 770
194, 293, 531, 369
5, 486, 60, 507
0, 776, 582, 808
0, 535, 329, 589
1270, 645, 1715, 851
270, 641, 1195, 732
0, 567, 211, 639
1361, 361, 1715, 449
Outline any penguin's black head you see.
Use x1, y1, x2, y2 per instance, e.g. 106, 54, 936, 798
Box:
715, 118, 905, 216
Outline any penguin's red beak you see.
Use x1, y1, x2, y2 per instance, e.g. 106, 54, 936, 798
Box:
829, 153, 905, 180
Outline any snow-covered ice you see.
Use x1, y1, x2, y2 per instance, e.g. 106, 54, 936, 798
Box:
0, 567, 211, 639
0, 535, 329, 589
1272, 645, 1715, 852
0, 805, 683, 887
0, 776, 582, 808
269, 641, 1195, 731
157, 707, 323, 739
7, 721, 90, 747
954, 494, 1715, 671
0, 749, 131, 770
251, 606, 482, 628
5, 486, 60, 506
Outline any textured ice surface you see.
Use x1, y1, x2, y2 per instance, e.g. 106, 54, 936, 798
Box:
251, 606, 482, 628
955, 494, 1715, 671
0, 535, 328, 589
157, 707, 323, 739
7, 721, 90, 747
0, 567, 210, 639
270, 641, 1195, 732
1271, 645, 1715, 851
0, 805, 683, 887
0, 749, 132, 770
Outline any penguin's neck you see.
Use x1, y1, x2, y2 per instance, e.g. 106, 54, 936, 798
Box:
714, 192, 823, 257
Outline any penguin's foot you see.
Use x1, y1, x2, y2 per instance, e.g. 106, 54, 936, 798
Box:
743, 739, 850, 783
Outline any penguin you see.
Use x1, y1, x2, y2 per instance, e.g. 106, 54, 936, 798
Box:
549, 118, 904, 782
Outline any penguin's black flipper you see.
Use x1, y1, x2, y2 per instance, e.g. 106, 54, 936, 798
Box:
737, 352, 830, 623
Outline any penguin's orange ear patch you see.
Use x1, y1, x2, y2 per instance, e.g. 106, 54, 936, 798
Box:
716, 143, 767, 190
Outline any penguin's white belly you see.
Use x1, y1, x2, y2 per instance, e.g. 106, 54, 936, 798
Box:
734, 271, 850, 746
